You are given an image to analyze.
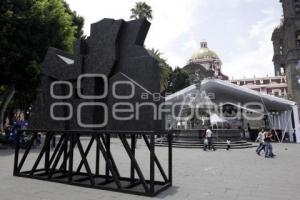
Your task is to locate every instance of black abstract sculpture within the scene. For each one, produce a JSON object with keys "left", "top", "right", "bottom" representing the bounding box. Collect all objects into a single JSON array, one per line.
[
  {"left": 13, "top": 18, "right": 172, "bottom": 196},
  {"left": 29, "top": 18, "right": 163, "bottom": 131}
]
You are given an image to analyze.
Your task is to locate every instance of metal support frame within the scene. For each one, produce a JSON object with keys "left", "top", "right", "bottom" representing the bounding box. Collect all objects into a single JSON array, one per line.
[{"left": 13, "top": 130, "right": 172, "bottom": 197}]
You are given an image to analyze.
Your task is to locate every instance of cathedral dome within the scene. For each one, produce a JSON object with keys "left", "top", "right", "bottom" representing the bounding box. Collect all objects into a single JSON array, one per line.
[{"left": 189, "top": 41, "right": 222, "bottom": 65}]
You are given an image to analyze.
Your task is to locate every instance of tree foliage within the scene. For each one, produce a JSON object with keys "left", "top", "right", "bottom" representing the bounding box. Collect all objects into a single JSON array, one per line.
[
  {"left": 132, "top": 3, "right": 190, "bottom": 95},
  {"left": 148, "top": 48, "right": 191, "bottom": 95},
  {"left": 0, "top": 0, "right": 84, "bottom": 127},
  {"left": 166, "top": 67, "right": 191, "bottom": 94},
  {"left": 130, "top": 1, "right": 153, "bottom": 20},
  {"left": 183, "top": 63, "right": 214, "bottom": 84},
  {"left": 148, "top": 48, "right": 172, "bottom": 94}
]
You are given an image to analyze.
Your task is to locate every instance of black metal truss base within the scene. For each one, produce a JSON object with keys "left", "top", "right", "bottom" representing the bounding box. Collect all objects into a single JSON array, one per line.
[{"left": 14, "top": 130, "right": 173, "bottom": 197}]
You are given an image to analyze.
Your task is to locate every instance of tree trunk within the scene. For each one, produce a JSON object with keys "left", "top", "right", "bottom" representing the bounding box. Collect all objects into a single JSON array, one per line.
[{"left": 0, "top": 85, "right": 15, "bottom": 132}]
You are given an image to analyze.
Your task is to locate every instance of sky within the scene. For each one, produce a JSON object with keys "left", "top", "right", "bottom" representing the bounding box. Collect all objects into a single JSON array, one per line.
[{"left": 65, "top": 0, "right": 283, "bottom": 79}]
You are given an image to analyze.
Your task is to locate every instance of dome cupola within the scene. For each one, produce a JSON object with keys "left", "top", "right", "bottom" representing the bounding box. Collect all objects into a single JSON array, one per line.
[{"left": 188, "top": 41, "right": 222, "bottom": 67}]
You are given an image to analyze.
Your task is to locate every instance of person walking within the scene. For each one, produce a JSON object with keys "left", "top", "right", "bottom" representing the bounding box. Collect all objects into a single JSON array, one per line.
[
  {"left": 264, "top": 130, "right": 275, "bottom": 158},
  {"left": 255, "top": 128, "right": 265, "bottom": 155}
]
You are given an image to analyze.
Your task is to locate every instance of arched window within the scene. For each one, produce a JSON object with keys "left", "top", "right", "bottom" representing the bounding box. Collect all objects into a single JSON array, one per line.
[
  {"left": 296, "top": 0, "right": 300, "bottom": 14},
  {"left": 280, "top": 65, "right": 285, "bottom": 75},
  {"left": 296, "top": 5, "right": 300, "bottom": 13},
  {"left": 296, "top": 31, "right": 300, "bottom": 47}
]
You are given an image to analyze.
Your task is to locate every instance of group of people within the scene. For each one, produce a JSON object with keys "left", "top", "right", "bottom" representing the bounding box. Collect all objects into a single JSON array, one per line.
[
  {"left": 255, "top": 128, "right": 276, "bottom": 158},
  {"left": 203, "top": 127, "right": 231, "bottom": 151},
  {"left": 203, "top": 127, "right": 276, "bottom": 155},
  {"left": 2, "top": 116, "right": 41, "bottom": 147}
]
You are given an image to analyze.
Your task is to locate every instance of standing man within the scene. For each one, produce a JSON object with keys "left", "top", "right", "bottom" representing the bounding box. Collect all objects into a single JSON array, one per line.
[
  {"left": 255, "top": 128, "right": 265, "bottom": 155},
  {"left": 226, "top": 139, "right": 231, "bottom": 151},
  {"left": 206, "top": 126, "right": 216, "bottom": 151}
]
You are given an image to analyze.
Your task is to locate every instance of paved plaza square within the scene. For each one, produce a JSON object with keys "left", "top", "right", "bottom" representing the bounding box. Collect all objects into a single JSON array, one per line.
[
  {"left": 1, "top": 140, "right": 299, "bottom": 200},
  {"left": 1, "top": 1, "right": 300, "bottom": 200}
]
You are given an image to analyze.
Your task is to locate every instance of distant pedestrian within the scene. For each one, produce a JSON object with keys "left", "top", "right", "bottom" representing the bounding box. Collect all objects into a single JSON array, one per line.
[
  {"left": 12, "top": 116, "right": 25, "bottom": 146},
  {"left": 205, "top": 127, "right": 216, "bottom": 151},
  {"left": 36, "top": 132, "right": 41, "bottom": 146},
  {"left": 203, "top": 137, "right": 208, "bottom": 151},
  {"left": 226, "top": 139, "right": 231, "bottom": 150},
  {"left": 255, "top": 128, "right": 265, "bottom": 155},
  {"left": 4, "top": 123, "right": 11, "bottom": 141},
  {"left": 264, "top": 130, "right": 275, "bottom": 158}
]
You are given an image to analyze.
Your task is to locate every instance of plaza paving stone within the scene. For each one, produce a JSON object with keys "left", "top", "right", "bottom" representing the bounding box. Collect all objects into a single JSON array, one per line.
[{"left": 0, "top": 139, "right": 299, "bottom": 200}]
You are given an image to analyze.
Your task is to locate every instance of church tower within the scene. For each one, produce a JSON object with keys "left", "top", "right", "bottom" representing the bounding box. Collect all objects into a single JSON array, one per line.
[{"left": 272, "top": 0, "right": 300, "bottom": 113}]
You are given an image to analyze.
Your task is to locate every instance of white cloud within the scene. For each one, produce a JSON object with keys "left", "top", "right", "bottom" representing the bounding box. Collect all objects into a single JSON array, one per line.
[
  {"left": 65, "top": 0, "right": 282, "bottom": 79},
  {"left": 66, "top": 0, "right": 132, "bottom": 34},
  {"left": 144, "top": 0, "right": 201, "bottom": 67},
  {"left": 223, "top": 8, "right": 281, "bottom": 79},
  {"left": 65, "top": 0, "right": 200, "bottom": 67}
]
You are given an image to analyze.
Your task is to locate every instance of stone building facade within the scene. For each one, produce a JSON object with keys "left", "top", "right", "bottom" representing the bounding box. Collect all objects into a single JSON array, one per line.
[
  {"left": 272, "top": 0, "right": 300, "bottom": 112},
  {"left": 183, "top": 41, "right": 289, "bottom": 98},
  {"left": 230, "top": 75, "right": 288, "bottom": 98}
]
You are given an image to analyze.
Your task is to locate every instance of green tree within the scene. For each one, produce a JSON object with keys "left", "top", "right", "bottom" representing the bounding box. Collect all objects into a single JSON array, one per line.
[
  {"left": 148, "top": 48, "right": 172, "bottom": 94},
  {"left": 63, "top": 1, "right": 84, "bottom": 38},
  {"left": 148, "top": 48, "right": 191, "bottom": 95},
  {"left": 0, "top": 0, "right": 84, "bottom": 131},
  {"left": 130, "top": 1, "right": 153, "bottom": 21},
  {"left": 167, "top": 67, "right": 191, "bottom": 93}
]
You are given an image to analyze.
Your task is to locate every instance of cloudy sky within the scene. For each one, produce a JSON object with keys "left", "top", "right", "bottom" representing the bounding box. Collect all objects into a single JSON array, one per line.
[{"left": 65, "top": 0, "right": 283, "bottom": 79}]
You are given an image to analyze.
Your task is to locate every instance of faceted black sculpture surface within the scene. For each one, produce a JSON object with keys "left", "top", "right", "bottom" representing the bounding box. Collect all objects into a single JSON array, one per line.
[
  {"left": 30, "top": 18, "right": 163, "bottom": 131},
  {"left": 16, "top": 19, "right": 171, "bottom": 198}
]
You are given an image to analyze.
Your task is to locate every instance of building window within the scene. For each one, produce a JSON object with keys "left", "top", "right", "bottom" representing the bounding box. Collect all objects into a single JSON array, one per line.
[
  {"left": 296, "top": 0, "right": 300, "bottom": 12},
  {"left": 296, "top": 31, "right": 300, "bottom": 47},
  {"left": 278, "top": 38, "right": 283, "bottom": 54},
  {"left": 296, "top": 5, "right": 300, "bottom": 14},
  {"left": 280, "top": 44, "right": 283, "bottom": 53},
  {"left": 273, "top": 89, "right": 282, "bottom": 97},
  {"left": 280, "top": 66, "right": 285, "bottom": 75}
]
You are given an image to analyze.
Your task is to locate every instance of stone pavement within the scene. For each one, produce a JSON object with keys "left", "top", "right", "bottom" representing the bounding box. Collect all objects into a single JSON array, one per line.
[{"left": 0, "top": 140, "right": 299, "bottom": 200}]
